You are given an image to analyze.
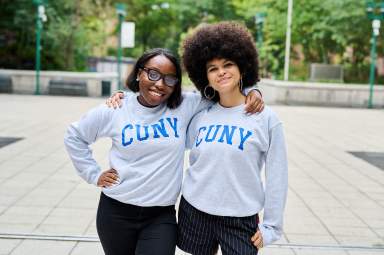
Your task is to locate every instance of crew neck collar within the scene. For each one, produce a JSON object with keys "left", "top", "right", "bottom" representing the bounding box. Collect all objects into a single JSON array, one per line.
[{"left": 133, "top": 96, "right": 166, "bottom": 113}]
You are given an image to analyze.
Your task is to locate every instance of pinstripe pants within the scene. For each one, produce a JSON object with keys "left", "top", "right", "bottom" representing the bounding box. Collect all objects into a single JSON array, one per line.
[{"left": 177, "top": 196, "right": 259, "bottom": 255}]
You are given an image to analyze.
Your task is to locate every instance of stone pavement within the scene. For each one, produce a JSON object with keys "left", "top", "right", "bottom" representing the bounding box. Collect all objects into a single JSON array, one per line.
[{"left": 0, "top": 94, "right": 383, "bottom": 255}]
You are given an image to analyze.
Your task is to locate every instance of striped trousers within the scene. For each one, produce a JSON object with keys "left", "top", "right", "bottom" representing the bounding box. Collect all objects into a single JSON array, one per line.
[{"left": 177, "top": 196, "right": 259, "bottom": 255}]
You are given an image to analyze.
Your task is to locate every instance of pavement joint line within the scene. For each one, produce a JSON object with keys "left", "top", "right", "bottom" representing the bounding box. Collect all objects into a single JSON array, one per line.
[
  {"left": 0, "top": 233, "right": 98, "bottom": 242},
  {"left": 80, "top": 209, "right": 98, "bottom": 236},
  {"left": 68, "top": 242, "right": 80, "bottom": 255},
  {"left": 301, "top": 128, "right": 384, "bottom": 188},
  {"left": 0, "top": 160, "right": 69, "bottom": 217},
  {"left": 269, "top": 243, "right": 384, "bottom": 251},
  {"left": 289, "top": 138, "right": 383, "bottom": 211},
  {"left": 286, "top": 185, "right": 340, "bottom": 244},
  {"left": 5, "top": 121, "right": 45, "bottom": 137},
  {"left": 293, "top": 141, "right": 384, "bottom": 240},
  {"left": 6, "top": 238, "right": 24, "bottom": 255},
  {"left": 0, "top": 125, "right": 65, "bottom": 166},
  {"left": 294, "top": 164, "right": 383, "bottom": 241},
  {"left": 339, "top": 151, "right": 384, "bottom": 187},
  {"left": 32, "top": 181, "right": 83, "bottom": 232},
  {"left": 0, "top": 233, "right": 383, "bottom": 251}
]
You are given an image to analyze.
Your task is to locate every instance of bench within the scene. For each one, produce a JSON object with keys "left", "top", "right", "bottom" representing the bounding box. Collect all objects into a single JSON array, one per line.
[
  {"left": 49, "top": 80, "right": 87, "bottom": 96},
  {"left": 310, "top": 63, "right": 343, "bottom": 82},
  {"left": 0, "top": 75, "right": 13, "bottom": 93}
]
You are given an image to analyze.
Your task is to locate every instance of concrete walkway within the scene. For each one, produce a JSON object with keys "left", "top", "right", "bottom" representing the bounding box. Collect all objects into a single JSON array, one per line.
[{"left": 0, "top": 94, "right": 383, "bottom": 255}]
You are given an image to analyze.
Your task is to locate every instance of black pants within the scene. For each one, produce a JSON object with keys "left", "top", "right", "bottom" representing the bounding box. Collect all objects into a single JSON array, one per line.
[
  {"left": 96, "top": 192, "right": 177, "bottom": 255},
  {"left": 177, "top": 196, "right": 259, "bottom": 255}
]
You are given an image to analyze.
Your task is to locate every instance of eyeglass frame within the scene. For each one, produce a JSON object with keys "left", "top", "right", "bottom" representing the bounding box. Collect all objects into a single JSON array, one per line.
[{"left": 140, "top": 67, "right": 179, "bottom": 87}]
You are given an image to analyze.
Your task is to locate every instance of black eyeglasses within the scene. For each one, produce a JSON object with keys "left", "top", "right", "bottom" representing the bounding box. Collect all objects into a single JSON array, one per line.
[{"left": 141, "top": 67, "right": 178, "bottom": 87}]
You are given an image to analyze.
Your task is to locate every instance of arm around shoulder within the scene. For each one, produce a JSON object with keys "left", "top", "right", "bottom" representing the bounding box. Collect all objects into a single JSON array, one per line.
[{"left": 183, "top": 91, "right": 213, "bottom": 115}]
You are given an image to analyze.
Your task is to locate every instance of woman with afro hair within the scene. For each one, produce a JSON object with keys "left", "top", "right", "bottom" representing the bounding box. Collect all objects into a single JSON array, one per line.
[{"left": 177, "top": 22, "right": 288, "bottom": 255}]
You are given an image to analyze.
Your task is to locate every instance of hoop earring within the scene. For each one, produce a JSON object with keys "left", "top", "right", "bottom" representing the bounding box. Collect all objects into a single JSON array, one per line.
[
  {"left": 239, "top": 77, "right": 243, "bottom": 92},
  {"left": 204, "top": 85, "right": 216, "bottom": 100},
  {"left": 135, "top": 77, "right": 140, "bottom": 90}
]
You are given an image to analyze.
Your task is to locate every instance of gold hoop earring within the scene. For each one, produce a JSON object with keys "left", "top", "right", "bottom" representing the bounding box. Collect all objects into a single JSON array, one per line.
[
  {"left": 239, "top": 77, "right": 243, "bottom": 92},
  {"left": 204, "top": 85, "right": 216, "bottom": 100}
]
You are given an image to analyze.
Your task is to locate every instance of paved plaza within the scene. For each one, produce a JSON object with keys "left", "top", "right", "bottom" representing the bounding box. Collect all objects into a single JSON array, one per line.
[{"left": 0, "top": 94, "right": 383, "bottom": 255}]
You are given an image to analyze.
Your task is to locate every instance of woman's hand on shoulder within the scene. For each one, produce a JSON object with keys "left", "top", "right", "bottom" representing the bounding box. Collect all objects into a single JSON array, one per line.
[
  {"left": 245, "top": 90, "right": 264, "bottom": 114},
  {"left": 106, "top": 91, "right": 125, "bottom": 109}
]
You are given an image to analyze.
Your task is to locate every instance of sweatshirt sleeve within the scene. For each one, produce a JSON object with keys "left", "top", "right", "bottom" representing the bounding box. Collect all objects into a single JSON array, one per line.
[
  {"left": 64, "top": 105, "right": 114, "bottom": 186},
  {"left": 183, "top": 91, "right": 213, "bottom": 115},
  {"left": 244, "top": 85, "right": 262, "bottom": 97},
  {"left": 258, "top": 122, "right": 288, "bottom": 246},
  {"left": 184, "top": 85, "right": 261, "bottom": 115}
]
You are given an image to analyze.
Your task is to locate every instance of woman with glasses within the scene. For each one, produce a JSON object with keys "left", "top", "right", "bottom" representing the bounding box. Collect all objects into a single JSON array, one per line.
[{"left": 64, "top": 48, "right": 264, "bottom": 255}]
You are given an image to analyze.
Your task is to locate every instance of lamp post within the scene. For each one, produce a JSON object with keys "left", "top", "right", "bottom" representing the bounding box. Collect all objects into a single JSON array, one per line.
[
  {"left": 366, "top": 1, "right": 384, "bottom": 108},
  {"left": 284, "top": 0, "right": 293, "bottom": 81},
  {"left": 116, "top": 3, "right": 126, "bottom": 90},
  {"left": 33, "top": 0, "right": 47, "bottom": 95},
  {"left": 255, "top": 12, "right": 266, "bottom": 47}
]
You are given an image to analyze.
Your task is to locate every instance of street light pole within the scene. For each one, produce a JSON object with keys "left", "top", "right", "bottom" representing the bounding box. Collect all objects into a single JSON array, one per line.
[
  {"left": 366, "top": 1, "right": 384, "bottom": 108},
  {"left": 284, "top": 0, "right": 293, "bottom": 81},
  {"left": 369, "top": 20, "right": 380, "bottom": 108},
  {"left": 116, "top": 3, "right": 126, "bottom": 90},
  {"left": 35, "top": 7, "right": 41, "bottom": 95},
  {"left": 33, "top": 0, "right": 47, "bottom": 95}
]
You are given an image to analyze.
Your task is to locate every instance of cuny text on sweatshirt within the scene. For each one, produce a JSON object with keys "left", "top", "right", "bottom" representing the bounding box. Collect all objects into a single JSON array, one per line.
[
  {"left": 182, "top": 104, "right": 288, "bottom": 246},
  {"left": 64, "top": 91, "right": 209, "bottom": 206}
]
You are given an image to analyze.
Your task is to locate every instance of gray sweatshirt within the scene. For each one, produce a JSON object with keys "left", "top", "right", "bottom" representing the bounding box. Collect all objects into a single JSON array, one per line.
[
  {"left": 64, "top": 91, "right": 209, "bottom": 206},
  {"left": 183, "top": 104, "right": 288, "bottom": 246}
]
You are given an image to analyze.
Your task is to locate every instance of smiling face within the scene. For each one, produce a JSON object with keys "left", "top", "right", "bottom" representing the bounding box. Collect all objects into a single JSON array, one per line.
[
  {"left": 137, "top": 55, "right": 176, "bottom": 107},
  {"left": 206, "top": 58, "right": 241, "bottom": 95}
]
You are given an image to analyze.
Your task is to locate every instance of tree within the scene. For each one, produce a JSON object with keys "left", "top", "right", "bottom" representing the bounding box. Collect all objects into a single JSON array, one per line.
[
  {"left": 0, "top": 0, "right": 113, "bottom": 70},
  {"left": 0, "top": 0, "right": 378, "bottom": 83},
  {"left": 232, "top": 0, "right": 374, "bottom": 81},
  {"left": 0, "top": 0, "right": 36, "bottom": 68},
  {"left": 43, "top": 0, "right": 113, "bottom": 70}
]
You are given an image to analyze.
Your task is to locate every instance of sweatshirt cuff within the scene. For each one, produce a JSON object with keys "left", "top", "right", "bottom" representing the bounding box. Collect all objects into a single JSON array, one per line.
[
  {"left": 258, "top": 224, "right": 275, "bottom": 246},
  {"left": 92, "top": 169, "right": 103, "bottom": 186},
  {"left": 243, "top": 85, "right": 262, "bottom": 98}
]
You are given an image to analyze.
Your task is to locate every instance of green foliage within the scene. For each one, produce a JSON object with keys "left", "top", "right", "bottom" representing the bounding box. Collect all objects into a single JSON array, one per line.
[
  {"left": 0, "top": 0, "right": 35, "bottom": 68},
  {"left": 0, "top": 0, "right": 381, "bottom": 84},
  {"left": 42, "top": 0, "right": 113, "bottom": 70},
  {"left": 238, "top": 0, "right": 376, "bottom": 83},
  {"left": 0, "top": 0, "right": 113, "bottom": 70}
]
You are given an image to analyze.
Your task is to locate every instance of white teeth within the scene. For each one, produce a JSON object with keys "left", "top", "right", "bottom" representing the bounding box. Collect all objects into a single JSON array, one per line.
[{"left": 149, "top": 91, "right": 162, "bottom": 97}]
